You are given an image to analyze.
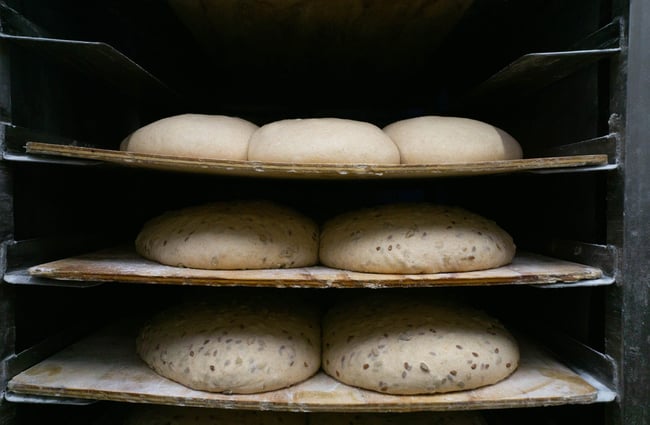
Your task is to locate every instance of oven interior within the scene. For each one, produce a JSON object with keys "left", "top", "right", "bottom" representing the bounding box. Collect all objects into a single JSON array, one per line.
[{"left": 0, "top": 1, "right": 628, "bottom": 424}]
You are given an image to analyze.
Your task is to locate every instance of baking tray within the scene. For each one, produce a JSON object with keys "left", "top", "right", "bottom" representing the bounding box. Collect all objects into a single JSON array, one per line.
[
  {"left": 7, "top": 322, "right": 599, "bottom": 412},
  {"left": 27, "top": 247, "right": 603, "bottom": 288},
  {"left": 24, "top": 142, "right": 609, "bottom": 179}
]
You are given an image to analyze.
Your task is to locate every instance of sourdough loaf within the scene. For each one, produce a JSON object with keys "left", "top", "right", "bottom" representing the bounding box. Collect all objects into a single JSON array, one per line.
[
  {"left": 383, "top": 116, "right": 522, "bottom": 164},
  {"left": 136, "top": 200, "right": 319, "bottom": 270},
  {"left": 121, "top": 114, "right": 257, "bottom": 160},
  {"left": 322, "top": 294, "right": 519, "bottom": 395},
  {"left": 248, "top": 118, "right": 400, "bottom": 164},
  {"left": 136, "top": 297, "right": 321, "bottom": 394},
  {"left": 319, "top": 203, "right": 515, "bottom": 274}
]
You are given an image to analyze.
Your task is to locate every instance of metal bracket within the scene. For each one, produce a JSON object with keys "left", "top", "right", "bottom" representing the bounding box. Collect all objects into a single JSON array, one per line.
[
  {"left": 2, "top": 237, "right": 120, "bottom": 287},
  {"left": 531, "top": 329, "right": 619, "bottom": 403},
  {"left": 459, "top": 20, "right": 623, "bottom": 109},
  {"left": 0, "top": 32, "right": 179, "bottom": 105},
  {"left": 0, "top": 123, "right": 100, "bottom": 165},
  {"left": 4, "top": 392, "right": 96, "bottom": 406}
]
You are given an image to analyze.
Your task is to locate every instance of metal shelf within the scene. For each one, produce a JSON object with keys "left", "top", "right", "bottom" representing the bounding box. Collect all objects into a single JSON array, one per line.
[
  {"left": 0, "top": 33, "right": 179, "bottom": 105},
  {"left": 457, "top": 20, "right": 622, "bottom": 109},
  {"left": 1, "top": 124, "right": 100, "bottom": 165},
  {"left": 5, "top": 322, "right": 614, "bottom": 411}
]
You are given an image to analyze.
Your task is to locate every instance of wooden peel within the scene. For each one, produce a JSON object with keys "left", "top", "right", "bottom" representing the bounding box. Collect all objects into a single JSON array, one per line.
[
  {"left": 28, "top": 246, "right": 602, "bottom": 288},
  {"left": 25, "top": 142, "right": 609, "bottom": 179}
]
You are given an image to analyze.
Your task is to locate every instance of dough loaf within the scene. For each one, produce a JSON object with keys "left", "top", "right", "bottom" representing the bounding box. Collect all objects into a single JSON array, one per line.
[
  {"left": 121, "top": 114, "right": 257, "bottom": 160},
  {"left": 124, "top": 405, "right": 307, "bottom": 425},
  {"left": 248, "top": 118, "right": 400, "bottom": 164},
  {"left": 319, "top": 203, "right": 515, "bottom": 274},
  {"left": 136, "top": 297, "right": 321, "bottom": 394},
  {"left": 383, "top": 116, "right": 522, "bottom": 164},
  {"left": 322, "top": 294, "right": 519, "bottom": 395},
  {"left": 136, "top": 200, "right": 319, "bottom": 270}
]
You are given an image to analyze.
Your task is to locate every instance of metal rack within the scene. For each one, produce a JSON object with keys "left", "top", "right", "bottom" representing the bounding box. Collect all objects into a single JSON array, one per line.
[{"left": 0, "top": 0, "right": 648, "bottom": 424}]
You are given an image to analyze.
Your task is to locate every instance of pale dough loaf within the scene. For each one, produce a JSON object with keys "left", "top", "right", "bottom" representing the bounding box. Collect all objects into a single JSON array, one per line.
[
  {"left": 120, "top": 114, "right": 258, "bottom": 160},
  {"left": 136, "top": 298, "right": 321, "bottom": 394},
  {"left": 322, "top": 294, "right": 519, "bottom": 395},
  {"left": 319, "top": 203, "right": 515, "bottom": 274},
  {"left": 135, "top": 200, "right": 319, "bottom": 270},
  {"left": 124, "top": 405, "right": 307, "bottom": 425},
  {"left": 383, "top": 116, "right": 523, "bottom": 164},
  {"left": 247, "top": 118, "right": 401, "bottom": 164},
  {"left": 310, "top": 411, "right": 486, "bottom": 425}
]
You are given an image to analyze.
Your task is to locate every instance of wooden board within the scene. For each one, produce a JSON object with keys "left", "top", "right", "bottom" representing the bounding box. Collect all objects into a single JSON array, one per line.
[
  {"left": 25, "top": 142, "right": 609, "bottom": 179},
  {"left": 28, "top": 247, "right": 603, "bottom": 288},
  {"left": 7, "top": 323, "right": 598, "bottom": 412}
]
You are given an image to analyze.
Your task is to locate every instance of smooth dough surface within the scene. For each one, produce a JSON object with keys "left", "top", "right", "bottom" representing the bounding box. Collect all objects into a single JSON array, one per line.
[
  {"left": 310, "top": 411, "right": 486, "bottom": 425},
  {"left": 121, "top": 114, "right": 258, "bottom": 160},
  {"left": 319, "top": 203, "right": 515, "bottom": 274},
  {"left": 248, "top": 118, "right": 400, "bottom": 164},
  {"left": 383, "top": 116, "right": 522, "bottom": 164},
  {"left": 322, "top": 294, "right": 519, "bottom": 395},
  {"left": 136, "top": 297, "right": 321, "bottom": 394},
  {"left": 124, "top": 405, "right": 307, "bottom": 425},
  {"left": 136, "top": 200, "right": 319, "bottom": 270}
]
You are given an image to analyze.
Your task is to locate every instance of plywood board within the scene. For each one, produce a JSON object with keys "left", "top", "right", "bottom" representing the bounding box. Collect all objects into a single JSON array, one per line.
[
  {"left": 28, "top": 247, "right": 603, "bottom": 288},
  {"left": 8, "top": 323, "right": 598, "bottom": 412},
  {"left": 25, "top": 142, "right": 609, "bottom": 179}
]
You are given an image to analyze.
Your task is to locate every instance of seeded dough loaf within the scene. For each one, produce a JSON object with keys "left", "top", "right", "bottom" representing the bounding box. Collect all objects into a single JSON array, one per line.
[
  {"left": 383, "top": 116, "right": 522, "bottom": 164},
  {"left": 248, "top": 118, "right": 400, "bottom": 164},
  {"left": 322, "top": 294, "right": 519, "bottom": 395},
  {"left": 120, "top": 114, "right": 258, "bottom": 160},
  {"left": 319, "top": 203, "right": 515, "bottom": 274},
  {"left": 310, "top": 411, "right": 486, "bottom": 425},
  {"left": 135, "top": 200, "right": 319, "bottom": 270},
  {"left": 136, "top": 297, "right": 321, "bottom": 394},
  {"left": 124, "top": 405, "right": 307, "bottom": 425}
]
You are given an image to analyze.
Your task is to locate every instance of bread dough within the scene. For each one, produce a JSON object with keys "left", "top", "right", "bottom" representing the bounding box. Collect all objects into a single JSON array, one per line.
[
  {"left": 136, "top": 200, "right": 319, "bottom": 270},
  {"left": 248, "top": 118, "right": 400, "bottom": 164},
  {"left": 319, "top": 203, "right": 515, "bottom": 274},
  {"left": 136, "top": 297, "right": 321, "bottom": 394},
  {"left": 310, "top": 411, "right": 486, "bottom": 425},
  {"left": 322, "top": 294, "right": 519, "bottom": 395},
  {"left": 124, "top": 405, "right": 307, "bottom": 425},
  {"left": 121, "top": 114, "right": 258, "bottom": 160},
  {"left": 383, "top": 116, "right": 522, "bottom": 164}
]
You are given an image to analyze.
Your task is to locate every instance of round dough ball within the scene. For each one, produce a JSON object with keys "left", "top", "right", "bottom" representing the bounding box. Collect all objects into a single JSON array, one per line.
[
  {"left": 136, "top": 200, "right": 319, "bottom": 270},
  {"left": 319, "top": 203, "right": 515, "bottom": 274},
  {"left": 322, "top": 294, "right": 519, "bottom": 395},
  {"left": 247, "top": 118, "right": 400, "bottom": 164},
  {"left": 124, "top": 405, "right": 307, "bottom": 425},
  {"left": 136, "top": 297, "right": 321, "bottom": 394},
  {"left": 120, "top": 114, "right": 258, "bottom": 160},
  {"left": 383, "top": 116, "right": 522, "bottom": 164},
  {"left": 310, "top": 411, "right": 486, "bottom": 425}
]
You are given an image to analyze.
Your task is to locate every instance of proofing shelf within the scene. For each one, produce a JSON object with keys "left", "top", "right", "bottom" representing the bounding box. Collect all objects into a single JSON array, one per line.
[
  {"left": 25, "top": 246, "right": 605, "bottom": 288},
  {"left": 24, "top": 142, "right": 609, "bottom": 179},
  {"left": 6, "top": 322, "right": 603, "bottom": 412}
]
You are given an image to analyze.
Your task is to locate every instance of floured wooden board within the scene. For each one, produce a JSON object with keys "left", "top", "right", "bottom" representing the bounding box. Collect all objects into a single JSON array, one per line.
[
  {"left": 7, "top": 323, "right": 598, "bottom": 411},
  {"left": 28, "top": 247, "right": 603, "bottom": 288},
  {"left": 25, "top": 142, "right": 609, "bottom": 179}
]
